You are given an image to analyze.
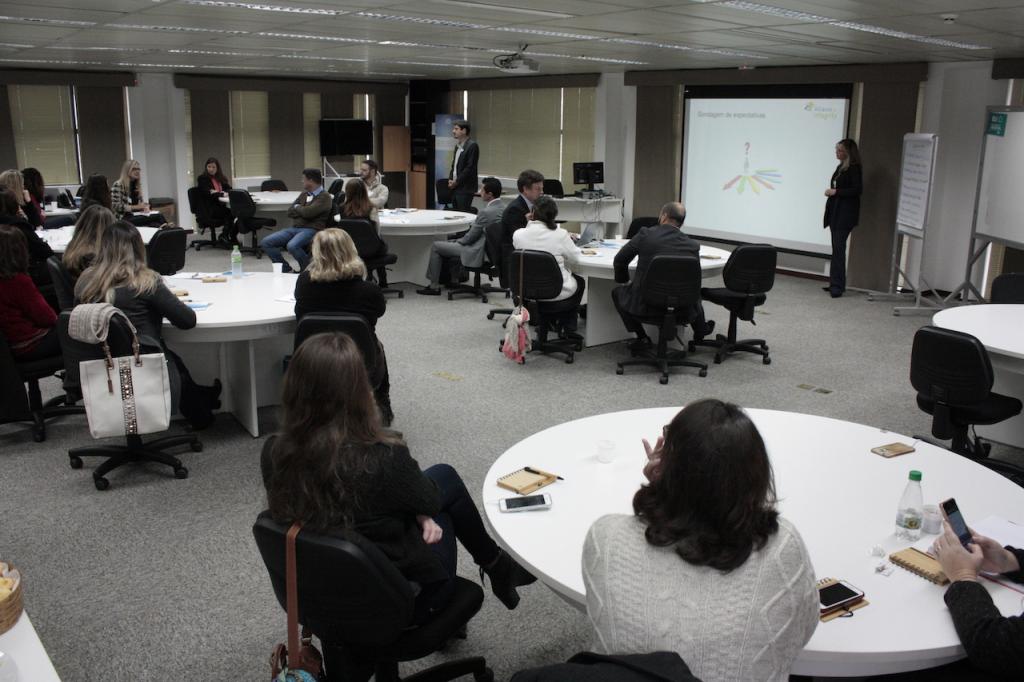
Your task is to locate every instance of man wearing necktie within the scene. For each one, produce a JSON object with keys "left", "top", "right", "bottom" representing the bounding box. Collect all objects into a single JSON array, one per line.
[{"left": 448, "top": 120, "right": 479, "bottom": 213}]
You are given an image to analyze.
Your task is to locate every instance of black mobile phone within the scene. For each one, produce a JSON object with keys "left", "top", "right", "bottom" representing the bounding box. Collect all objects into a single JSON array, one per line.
[
  {"left": 941, "top": 498, "right": 973, "bottom": 548},
  {"left": 819, "top": 581, "right": 863, "bottom": 613}
]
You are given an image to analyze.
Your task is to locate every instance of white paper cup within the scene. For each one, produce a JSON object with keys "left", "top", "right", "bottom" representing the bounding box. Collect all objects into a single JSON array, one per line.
[
  {"left": 596, "top": 439, "right": 616, "bottom": 464},
  {"left": 271, "top": 263, "right": 283, "bottom": 275},
  {"left": 922, "top": 505, "right": 942, "bottom": 534}
]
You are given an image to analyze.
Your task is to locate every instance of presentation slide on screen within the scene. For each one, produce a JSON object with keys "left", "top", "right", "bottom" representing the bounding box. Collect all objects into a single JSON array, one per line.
[{"left": 682, "top": 97, "right": 849, "bottom": 254}]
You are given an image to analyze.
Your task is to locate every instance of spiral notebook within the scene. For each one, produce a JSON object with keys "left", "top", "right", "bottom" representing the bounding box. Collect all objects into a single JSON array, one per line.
[
  {"left": 496, "top": 468, "right": 558, "bottom": 495},
  {"left": 889, "top": 547, "right": 949, "bottom": 585}
]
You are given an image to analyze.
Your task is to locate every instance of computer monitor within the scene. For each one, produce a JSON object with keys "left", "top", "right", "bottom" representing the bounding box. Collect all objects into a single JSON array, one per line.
[{"left": 573, "top": 161, "right": 604, "bottom": 190}]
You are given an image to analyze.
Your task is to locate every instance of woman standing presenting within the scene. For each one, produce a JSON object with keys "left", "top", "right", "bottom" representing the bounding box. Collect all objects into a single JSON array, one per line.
[{"left": 823, "top": 138, "right": 862, "bottom": 298}]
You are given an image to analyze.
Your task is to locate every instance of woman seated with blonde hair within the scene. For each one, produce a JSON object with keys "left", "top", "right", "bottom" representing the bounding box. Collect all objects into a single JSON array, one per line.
[
  {"left": 62, "top": 205, "right": 116, "bottom": 282},
  {"left": 295, "top": 228, "right": 392, "bottom": 424}
]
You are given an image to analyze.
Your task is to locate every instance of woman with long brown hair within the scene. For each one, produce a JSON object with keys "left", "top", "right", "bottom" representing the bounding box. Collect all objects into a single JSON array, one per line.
[
  {"left": 0, "top": 168, "right": 40, "bottom": 227},
  {"left": 0, "top": 224, "right": 58, "bottom": 360},
  {"left": 340, "top": 178, "right": 386, "bottom": 258},
  {"left": 197, "top": 157, "right": 234, "bottom": 245},
  {"left": 262, "top": 332, "right": 536, "bottom": 623},
  {"left": 583, "top": 399, "right": 818, "bottom": 681},
  {"left": 80, "top": 174, "right": 112, "bottom": 212},
  {"left": 0, "top": 187, "right": 52, "bottom": 289},
  {"left": 63, "top": 205, "right": 116, "bottom": 281},
  {"left": 75, "top": 221, "right": 222, "bottom": 429},
  {"left": 823, "top": 138, "right": 862, "bottom": 298}
]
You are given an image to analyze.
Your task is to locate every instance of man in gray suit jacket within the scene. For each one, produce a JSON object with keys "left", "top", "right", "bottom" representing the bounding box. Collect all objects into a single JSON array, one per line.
[{"left": 418, "top": 177, "right": 503, "bottom": 295}]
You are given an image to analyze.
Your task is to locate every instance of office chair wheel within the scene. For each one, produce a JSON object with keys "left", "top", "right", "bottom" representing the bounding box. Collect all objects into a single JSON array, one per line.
[
  {"left": 762, "top": 344, "right": 769, "bottom": 350},
  {"left": 474, "top": 668, "right": 494, "bottom": 682},
  {"left": 699, "top": 368, "right": 708, "bottom": 377},
  {"left": 93, "top": 476, "right": 110, "bottom": 491},
  {"left": 660, "top": 375, "right": 669, "bottom": 385},
  {"left": 69, "top": 455, "right": 83, "bottom": 469},
  {"left": 32, "top": 425, "right": 45, "bottom": 442},
  {"left": 714, "top": 354, "right": 723, "bottom": 364},
  {"left": 174, "top": 466, "right": 189, "bottom": 480},
  {"left": 616, "top": 365, "right": 624, "bottom": 375},
  {"left": 448, "top": 292, "right": 454, "bottom": 300},
  {"left": 190, "top": 441, "right": 203, "bottom": 452},
  {"left": 565, "top": 353, "right": 574, "bottom": 364},
  {"left": 487, "top": 311, "right": 495, "bottom": 320},
  {"left": 763, "top": 356, "right": 771, "bottom": 365}
]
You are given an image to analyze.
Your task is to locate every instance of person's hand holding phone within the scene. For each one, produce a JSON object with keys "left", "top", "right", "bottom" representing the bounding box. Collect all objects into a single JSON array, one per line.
[
  {"left": 641, "top": 434, "right": 663, "bottom": 482},
  {"left": 933, "top": 521, "right": 984, "bottom": 582},
  {"left": 417, "top": 515, "right": 443, "bottom": 544},
  {"left": 968, "top": 531, "right": 1022, "bottom": 575}
]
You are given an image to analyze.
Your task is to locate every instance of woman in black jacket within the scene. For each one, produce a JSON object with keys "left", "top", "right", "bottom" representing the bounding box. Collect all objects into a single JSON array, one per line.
[
  {"left": 294, "top": 228, "right": 393, "bottom": 423},
  {"left": 261, "top": 332, "right": 535, "bottom": 626},
  {"left": 823, "top": 138, "right": 862, "bottom": 298},
  {"left": 197, "top": 157, "right": 234, "bottom": 245}
]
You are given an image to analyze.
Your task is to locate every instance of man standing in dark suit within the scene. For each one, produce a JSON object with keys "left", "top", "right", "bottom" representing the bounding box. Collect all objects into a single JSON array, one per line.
[
  {"left": 612, "top": 202, "right": 714, "bottom": 350},
  {"left": 448, "top": 120, "right": 479, "bottom": 212}
]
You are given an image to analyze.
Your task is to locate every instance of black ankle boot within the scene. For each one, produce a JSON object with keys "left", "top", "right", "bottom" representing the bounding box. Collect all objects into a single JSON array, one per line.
[{"left": 479, "top": 549, "right": 537, "bottom": 610}]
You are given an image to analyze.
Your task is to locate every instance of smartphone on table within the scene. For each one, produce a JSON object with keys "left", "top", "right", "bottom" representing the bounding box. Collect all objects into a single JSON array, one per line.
[
  {"left": 940, "top": 498, "right": 973, "bottom": 548},
  {"left": 818, "top": 580, "right": 864, "bottom": 614},
  {"left": 498, "top": 494, "right": 551, "bottom": 513}
]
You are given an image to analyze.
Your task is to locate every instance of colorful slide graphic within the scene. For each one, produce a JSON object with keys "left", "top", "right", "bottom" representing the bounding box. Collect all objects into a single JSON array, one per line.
[{"left": 721, "top": 142, "right": 782, "bottom": 194}]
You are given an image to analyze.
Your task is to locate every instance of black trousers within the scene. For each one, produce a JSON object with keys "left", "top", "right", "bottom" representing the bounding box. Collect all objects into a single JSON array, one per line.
[
  {"left": 451, "top": 191, "right": 474, "bottom": 212},
  {"left": 828, "top": 224, "right": 853, "bottom": 293},
  {"left": 612, "top": 285, "right": 709, "bottom": 339},
  {"left": 412, "top": 464, "right": 501, "bottom": 624}
]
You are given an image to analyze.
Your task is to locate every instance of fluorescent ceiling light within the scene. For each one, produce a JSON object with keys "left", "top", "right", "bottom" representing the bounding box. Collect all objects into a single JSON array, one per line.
[
  {"left": 0, "top": 15, "right": 96, "bottom": 27},
  {"left": 185, "top": 1, "right": 342, "bottom": 15},
  {"left": 0, "top": 42, "right": 34, "bottom": 49},
  {"left": 720, "top": 1, "right": 990, "bottom": 50},
  {"left": 603, "top": 37, "right": 766, "bottom": 59},
  {"left": 355, "top": 12, "right": 487, "bottom": 30},
  {"left": 279, "top": 54, "right": 367, "bottom": 62},
  {"left": 168, "top": 48, "right": 271, "bottom": 57},
  {"left": 114, "top": 24, "right": 248, "bottom": 34},
  {"left": 426, "top": 0, "right": 573, "bottom": 20},
  {"left": 393, "top": 60, "right": 496, "bottom": 69},
  {"left": 524, "top": 51, "right": 646, "bottom": 65},
  {"left": 117, "top": 62, "right": 197, "bottom": 68},
  {"left": 0, "top": 58, "right": 104, "bottom": 65},
  {"left": 52, "top": 45, "right": 150, "bottom": 52},
  {"left": 491, "top": 27, "right": 599, "bottom": 40},
  {"left": 257, "top": 31, "right": 373, "bottom": 43}
]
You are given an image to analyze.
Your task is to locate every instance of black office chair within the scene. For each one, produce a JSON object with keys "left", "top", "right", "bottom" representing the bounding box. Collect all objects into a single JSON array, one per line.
[
  {"left": 448, "top": 223, "right": 505, "bottom": 303},
  {"left": 507, "top": 250, "right": 584, "bottom": 364},
  {"left": 228, "top": 189, "right": 275, "bottom": 258},
  {"left": 58, "top": 312, "right": 201, "bottom": 490},
  {"left": 616, "top": 255, "right": 707, "bottom": 384},
  {"left": 626, "top": 216, "right": 658, "bottom": 240},
  {"left": 146, "top": 227, "right": 187, "bottom": 276},
  {"left": 910, "top": 326, "right": 1023, "bottom": 462},
  {"left": 327, "top": 178, "right": 346, "bottom": 196},
  {"left": 253, "top": 512, "right": 492, "bottom": 682},
  {"left": 187, "top": 186, "right": 227, "bottom": 251},
  {"left": 46, "top": 256, "right": 75, "bottom": 311},
  {"left": 990, "top": 272, "right": 1024, "bottom": 303},
  {"left": 295, "top": 314, "right": 376, "bottom": 363},
  {"left": 435, "top": 179, "right": 454, "bottom": 209},
  {"left": 692, "top": 244, "right": 776, "bottom": 365},
  {"left": 262, "top": 179, "right": 288, "bottom": 192},
  {"left": 337, "top": 219, "right": 404, "bottom": 299},
  {"left": 0, "top": 329, "right": 82, "bottom": 442},
  {"left": 485, "top": 224, "right": 515, "bottom": 322},
  {"left": 542, "top": 179, "right": 565, "bottom": 199}
]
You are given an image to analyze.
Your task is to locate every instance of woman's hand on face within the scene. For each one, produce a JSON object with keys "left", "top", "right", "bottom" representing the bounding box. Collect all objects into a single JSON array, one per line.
[
  {"left": 417, "top": 515, "right": 443, "bottom": 544},
  {"left": 642, "top": 435, "right": 664, "bottom": 482}
]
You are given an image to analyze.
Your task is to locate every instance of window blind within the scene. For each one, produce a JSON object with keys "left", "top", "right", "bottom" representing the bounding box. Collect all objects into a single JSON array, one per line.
[
  {"left": 230, "top": 90, "right": 270, "bottom": 177},
  {"left": 184, "top": 90, "right": 194, "bottom": 183},
  {"left": 8, "top": 84, "right": 79, "bottom": 185},
  {"left": 302, "top": 92, "right": 321, "bottom": 169}
]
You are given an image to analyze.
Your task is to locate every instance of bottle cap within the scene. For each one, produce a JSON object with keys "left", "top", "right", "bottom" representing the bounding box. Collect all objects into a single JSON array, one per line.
[{"left": 909, "top": 470, "right": 922, "bottom": 481}]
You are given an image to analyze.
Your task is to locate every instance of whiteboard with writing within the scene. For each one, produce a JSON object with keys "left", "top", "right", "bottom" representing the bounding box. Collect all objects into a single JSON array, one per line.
[{"left": 896, "top": 133, "right": 937, "bottom": 232}]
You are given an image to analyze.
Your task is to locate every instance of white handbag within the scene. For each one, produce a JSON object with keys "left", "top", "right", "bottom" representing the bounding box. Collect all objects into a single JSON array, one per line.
[{"left": 79, "top": 320, "right": 171, "bottom": 439}]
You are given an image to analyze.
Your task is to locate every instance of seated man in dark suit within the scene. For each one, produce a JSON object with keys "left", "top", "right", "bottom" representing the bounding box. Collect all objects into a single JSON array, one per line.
[
  {"left": 612, "top": 201, "right": 714, "bottom": 350},
  {"left": 417, "top": 176, "right": 504, "bottom": 295},
  {"left": 501, "top": 169, "right": 545, "bottom": 247}
]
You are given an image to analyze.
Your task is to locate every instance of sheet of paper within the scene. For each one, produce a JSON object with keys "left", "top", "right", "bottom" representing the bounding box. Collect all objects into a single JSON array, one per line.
[{"left": 274, "top": 295, "right": 296, "bottom": 303}]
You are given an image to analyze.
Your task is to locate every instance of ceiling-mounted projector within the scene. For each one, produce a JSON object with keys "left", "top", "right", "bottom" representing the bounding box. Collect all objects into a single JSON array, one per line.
[{"left": 494, "top": 46, "right": 539, "bottom": 73}]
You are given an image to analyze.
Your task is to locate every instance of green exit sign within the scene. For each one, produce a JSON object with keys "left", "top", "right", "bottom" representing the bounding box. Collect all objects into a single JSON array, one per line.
[{"left": 988, "top": 112, "right": 1007, "bottom": 136}]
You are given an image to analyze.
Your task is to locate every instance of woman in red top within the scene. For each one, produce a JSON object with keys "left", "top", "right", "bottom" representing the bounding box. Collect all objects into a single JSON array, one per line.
[{"left": 0, "top": 224, "right": 58, "bottom": 360}]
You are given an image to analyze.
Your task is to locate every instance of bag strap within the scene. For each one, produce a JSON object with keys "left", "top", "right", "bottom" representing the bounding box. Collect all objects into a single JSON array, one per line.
[{"left": 285, "top": 521, "right": 302, "bottom": 659}]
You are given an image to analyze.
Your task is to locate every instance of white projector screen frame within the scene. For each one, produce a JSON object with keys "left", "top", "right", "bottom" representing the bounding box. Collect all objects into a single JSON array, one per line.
[{"left": 681, "top": 94, "right": 850, "bottom": 255}]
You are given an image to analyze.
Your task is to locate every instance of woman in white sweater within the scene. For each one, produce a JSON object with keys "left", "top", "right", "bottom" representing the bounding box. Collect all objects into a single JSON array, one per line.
[
  {"left": 512, "top": 195, "right": 580, "bottom": 301},
  {"left": 583, "top": 399, "right": 819, "bottom": 682}
]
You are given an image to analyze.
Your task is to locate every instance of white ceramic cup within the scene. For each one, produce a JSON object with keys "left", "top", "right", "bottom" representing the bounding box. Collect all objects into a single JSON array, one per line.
[
  {"left": 271, "top": 262, "right": 284, "bottom": 275},
  {"left": 596, "top": 439, "right": 616, "bottom": 464}
]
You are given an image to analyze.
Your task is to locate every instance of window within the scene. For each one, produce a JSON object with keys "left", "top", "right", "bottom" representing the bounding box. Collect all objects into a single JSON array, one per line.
[
  {"left": 8, "top": 84, "right": 80, "bottom": 184},
  {"left": 183, "top": 90, "right": 194, "bottom": 183},
  {"left": 302, "top": 92, "right": 321, "bottom": 169},
  {"left": 230, "top": 90, "right": 270, "bottom": 178},
  {"left": 461, "top": 87, "right": 595, "bottom": 190}
]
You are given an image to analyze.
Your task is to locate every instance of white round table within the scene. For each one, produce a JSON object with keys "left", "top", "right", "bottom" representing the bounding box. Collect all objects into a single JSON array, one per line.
[
  {"left": 575, "top": 240, "right": 731, "bottom": 347},
  {"left": 162, "top": 271, "right": 298, "bottom": 436},
  {"left": 377, "top": 209, "right": 475, "bottom": 285},
  {"left": 933, "top": 304, "right": 1024, "bottom": 448},
  {"left": 483, "top": 407, "right": 1024, "bottom": 677},
  {"left": 37, "top": 225, "right": 161, "bottom": 254}
]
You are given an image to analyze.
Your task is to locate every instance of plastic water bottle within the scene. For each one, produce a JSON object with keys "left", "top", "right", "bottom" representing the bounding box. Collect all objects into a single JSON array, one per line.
[
  {"left": 231, "top": 245, "right": 242, "bottom": 279},
  {"left": 895, "top": 470, "right": 924, "bottom": 541}
]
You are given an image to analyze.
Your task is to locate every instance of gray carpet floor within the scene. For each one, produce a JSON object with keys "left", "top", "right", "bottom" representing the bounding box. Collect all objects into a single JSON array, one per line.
[{"left": 1, "top": 243, "right": 1021, "bottom": 681}]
